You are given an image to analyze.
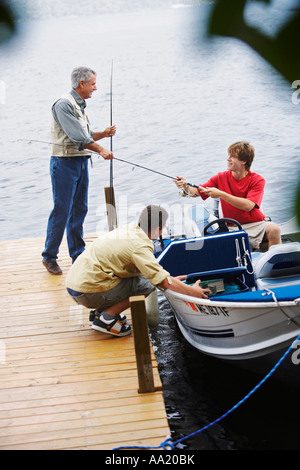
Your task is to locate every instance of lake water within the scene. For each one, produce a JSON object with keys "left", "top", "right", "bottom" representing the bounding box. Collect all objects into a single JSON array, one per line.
[
  {"left": 1, "top": 2, "right": 299, "bottom": 450},
  {"left": 150, "top": 294, "right": 300, "bottom": 450}
]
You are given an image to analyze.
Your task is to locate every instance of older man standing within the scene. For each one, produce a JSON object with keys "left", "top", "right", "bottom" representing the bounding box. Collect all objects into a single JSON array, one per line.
[{"left": 42, "top": 66, "right": 115, "bottom": 274}]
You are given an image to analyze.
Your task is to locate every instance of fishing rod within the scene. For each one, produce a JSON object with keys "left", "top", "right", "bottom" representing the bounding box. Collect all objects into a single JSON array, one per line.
[
  {"left": 109, "top": 60, "right": 114, "bottom": 188},
  {"left": 107, "top": 60, "right": 116, "bottom": 231},
  {"left": 15, "top": 139, "right": 178, "bottom": 179},
  {"left": 14, "top": 138, "right": 199, "bottom": 188},
  {"left": 106, "top": 154, "right": 200, "bottom": 190},
  {"left": 113, "top": 156, "right": 180, "bottom": 182}
]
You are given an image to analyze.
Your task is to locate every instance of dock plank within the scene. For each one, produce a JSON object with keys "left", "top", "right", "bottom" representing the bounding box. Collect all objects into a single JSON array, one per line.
[{"left": 0, "top": 235, "right": 170, "bottom": 450}]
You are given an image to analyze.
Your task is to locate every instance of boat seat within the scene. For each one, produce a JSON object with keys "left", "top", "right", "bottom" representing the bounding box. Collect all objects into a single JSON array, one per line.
[
  {"left": 186, "top": 267, "right": 247, "bottom": 283},
  {"left": 157, "top": 230, "right": 256, "bottom": 288},
  {"left": 254, "top": 242, "right": 300, "bottom": 279},
  {"left": 211, "top": 284, "right": 300, "bottom": 303},
  {"left": 256, "top": 275, "right": 300, "bottom": 290},
  {"left": 184, "top": 205, "right": 215, "bottom": 238}
]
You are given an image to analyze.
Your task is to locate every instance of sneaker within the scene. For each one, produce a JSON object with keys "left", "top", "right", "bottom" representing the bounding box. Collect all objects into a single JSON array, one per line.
[
  {"left": 89, "top": 310, "right": 99, "bottom": 326},
  {"left": 92, "top": 312, "right": 132, "bottom": 337},
  {"left": 89, "top": 309, "right": 127, "bottom": 326}
]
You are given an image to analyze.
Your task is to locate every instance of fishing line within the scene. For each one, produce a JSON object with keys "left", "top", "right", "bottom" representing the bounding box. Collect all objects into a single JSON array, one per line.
[
  {"left": 14, "top": 139, "right": 177, "bottom": 180},
  {"left": 14, "top": 138, "right": 198, "bottom": 187}
]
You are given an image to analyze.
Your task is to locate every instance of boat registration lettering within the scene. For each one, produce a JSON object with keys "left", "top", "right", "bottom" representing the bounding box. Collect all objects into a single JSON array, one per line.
[
  {"left": 197, "top": 304, "right": 229, "bottom": 317},
  {"left": 184, "top": 301, "right": 229, "bottom": 317},
  {"left": 291, "top": 340, "right": 300, "bottom": 365}
]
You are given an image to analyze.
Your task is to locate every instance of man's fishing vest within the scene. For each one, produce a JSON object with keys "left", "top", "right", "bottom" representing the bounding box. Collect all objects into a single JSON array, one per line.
[{"left": 50, "top": 93, "right": 92, "bottom": 157}]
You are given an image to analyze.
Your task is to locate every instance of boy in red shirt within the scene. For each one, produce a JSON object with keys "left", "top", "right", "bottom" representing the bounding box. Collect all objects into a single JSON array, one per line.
[{"left": 174, "top": 141, "right": 281, "bottom": 250}]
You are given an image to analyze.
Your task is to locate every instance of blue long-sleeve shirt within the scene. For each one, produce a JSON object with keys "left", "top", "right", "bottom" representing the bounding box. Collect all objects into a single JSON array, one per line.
[{"left": 52, "top": 88, "right": 94, "bottom": 151}]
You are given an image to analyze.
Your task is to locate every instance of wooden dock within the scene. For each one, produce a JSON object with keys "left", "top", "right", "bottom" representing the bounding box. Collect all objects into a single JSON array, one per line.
[{"left": 0, "top": 235, "right": 170, "bottom": 450}]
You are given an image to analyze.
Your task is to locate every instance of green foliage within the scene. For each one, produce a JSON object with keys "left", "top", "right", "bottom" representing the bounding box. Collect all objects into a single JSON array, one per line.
[
  {"left": 208, "top": 0, "right": 300, "bottom": 224},
  {"left": 208, "top": 0, "right": 300, "bottom": 83},
  {"left": 0, "top": 1, "right": 15, "bottom": 42}
]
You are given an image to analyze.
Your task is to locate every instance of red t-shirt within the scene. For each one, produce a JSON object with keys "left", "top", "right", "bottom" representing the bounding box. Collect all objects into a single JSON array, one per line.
[{"left": 198, "top": 171, "right": 266, "bottom": 224}]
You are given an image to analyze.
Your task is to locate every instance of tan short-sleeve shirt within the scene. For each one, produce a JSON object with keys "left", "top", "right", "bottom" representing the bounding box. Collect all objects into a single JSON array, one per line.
[{"left": 66, "top": 223, "right": 170, "bottom": 293}]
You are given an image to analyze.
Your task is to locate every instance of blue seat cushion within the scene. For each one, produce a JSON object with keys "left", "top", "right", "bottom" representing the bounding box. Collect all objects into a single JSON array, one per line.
[{"left": 211, "top": 284, "right": 300, "bottom": 302}]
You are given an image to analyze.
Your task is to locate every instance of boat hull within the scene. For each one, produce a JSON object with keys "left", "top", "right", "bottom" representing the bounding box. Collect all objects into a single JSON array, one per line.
[
  {"left": 163, "top": 289, "right": 300, "bottom": 358},
  {"left": 163, "top": 291, "right": 300, "bottom": 385},
  {"left": 157, "top": 224, "right": 300, "bottom": 386}
]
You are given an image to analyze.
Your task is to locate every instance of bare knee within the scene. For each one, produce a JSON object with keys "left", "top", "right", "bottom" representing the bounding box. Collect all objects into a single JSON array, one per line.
[{"left": 265, "top": 223, "right": 281, "bottom": 248}]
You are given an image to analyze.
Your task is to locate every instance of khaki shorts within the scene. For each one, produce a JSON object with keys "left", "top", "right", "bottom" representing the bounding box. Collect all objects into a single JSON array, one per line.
[
  {"left": 229, "top": 220, "right": 271, "bottom": 250},
  {"left": 67, "top": 275, "right": 155, "bottom": 310}
]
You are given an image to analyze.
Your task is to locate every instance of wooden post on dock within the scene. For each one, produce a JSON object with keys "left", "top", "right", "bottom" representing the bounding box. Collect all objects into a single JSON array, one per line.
[
  {"left": 104, "top": 186, "right": 117, "bottom": 231},
  {"left": 130, "top": 295, "right": 157, "bottom": 394}
]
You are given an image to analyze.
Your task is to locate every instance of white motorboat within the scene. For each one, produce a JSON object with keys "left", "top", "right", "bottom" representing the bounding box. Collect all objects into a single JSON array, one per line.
[{"left": 156, "top": 207, "right": 300, "bottom": 385}]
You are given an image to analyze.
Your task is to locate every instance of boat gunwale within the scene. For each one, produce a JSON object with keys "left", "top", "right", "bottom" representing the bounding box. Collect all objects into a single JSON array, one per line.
[{"left": 160, "top": 288, "right": 300, "bottom": 309}]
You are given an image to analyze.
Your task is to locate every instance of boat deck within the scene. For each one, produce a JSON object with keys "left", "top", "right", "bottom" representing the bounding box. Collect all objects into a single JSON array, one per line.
[{"left": 0, "top": 235, "right": 170, "bottom": 450}]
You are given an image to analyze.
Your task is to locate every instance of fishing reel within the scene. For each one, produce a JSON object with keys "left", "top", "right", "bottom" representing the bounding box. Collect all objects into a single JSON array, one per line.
[
  {"left": 179, "top": 183, "right": 199, "bottom": 198},
  {"left": 179, "top": 189, "right": 190, "bottom": 198}
]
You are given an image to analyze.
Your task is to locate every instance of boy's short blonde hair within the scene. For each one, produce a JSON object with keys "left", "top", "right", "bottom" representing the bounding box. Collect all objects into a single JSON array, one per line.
[{"left": 228, "top": 141, "right": 255, "bottom": 171}]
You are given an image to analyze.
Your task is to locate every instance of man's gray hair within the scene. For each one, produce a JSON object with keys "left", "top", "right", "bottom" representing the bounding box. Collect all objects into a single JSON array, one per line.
[{"left": 71, "top": 66, "right": 96, "bottom": 89}]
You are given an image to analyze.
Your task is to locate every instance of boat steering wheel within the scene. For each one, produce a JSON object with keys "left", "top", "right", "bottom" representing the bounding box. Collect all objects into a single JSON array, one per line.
[{"left": 203, "top": 218, "right": 243, "bottom": 235}]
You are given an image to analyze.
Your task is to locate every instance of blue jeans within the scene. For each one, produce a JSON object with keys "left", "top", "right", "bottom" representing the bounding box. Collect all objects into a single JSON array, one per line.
[{"left": 42, "top": 156, "right": 89, "bottom": 262}]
